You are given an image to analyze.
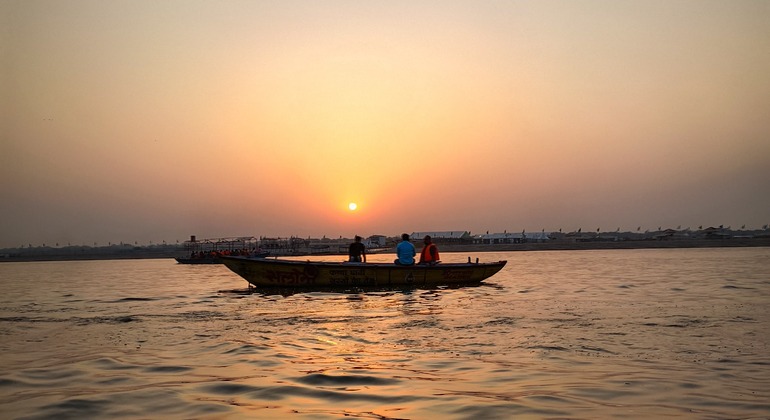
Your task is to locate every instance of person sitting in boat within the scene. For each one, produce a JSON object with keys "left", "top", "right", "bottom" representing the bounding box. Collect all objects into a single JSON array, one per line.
[
  {"left": 394, "top": 233, "right": 416, "bottom": 265},
  {"left": 418, "top": 235, "right": 440, "bottom": 265},
  {"left": 348, "top": 235, "right": 367, "bottom": 263}
]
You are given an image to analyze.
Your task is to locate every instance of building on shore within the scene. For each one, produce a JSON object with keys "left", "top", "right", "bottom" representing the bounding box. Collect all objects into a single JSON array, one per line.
[
  {"left": 476, "top": 231, "right": 552, "bottom": 244},
  {"left": 410, "top": 231, "right": 473, "bottom": 245}
]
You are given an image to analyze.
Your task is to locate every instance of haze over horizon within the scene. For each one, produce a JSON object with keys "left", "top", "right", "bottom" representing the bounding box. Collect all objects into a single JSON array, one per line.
[{"left": 2, "top": 1, "right": 769, "bottom": 249}]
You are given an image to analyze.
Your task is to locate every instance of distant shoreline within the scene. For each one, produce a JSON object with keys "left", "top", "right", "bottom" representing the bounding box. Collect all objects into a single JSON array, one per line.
[
  {"left": 429, "top": 237, "right": 770, "bottom": 253},
  {"left": 2, "top": 237, "right": 769, "bottom": 262}
]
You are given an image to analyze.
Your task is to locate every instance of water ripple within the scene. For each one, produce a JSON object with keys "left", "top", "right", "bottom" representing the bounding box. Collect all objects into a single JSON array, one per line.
[{"left": 1, "top": 250, "right": 768, "bottom": 419}]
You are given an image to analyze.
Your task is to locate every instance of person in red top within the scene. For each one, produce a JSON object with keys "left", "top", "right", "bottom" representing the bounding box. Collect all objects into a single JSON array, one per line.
[{"left": 418, "top": 235, "right": 440, "bottom": 265}]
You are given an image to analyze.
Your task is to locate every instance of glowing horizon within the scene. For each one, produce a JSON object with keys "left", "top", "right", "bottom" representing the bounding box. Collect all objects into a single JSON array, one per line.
[{"left": 1, "top": 1, "right": 769, "bottom": 249}]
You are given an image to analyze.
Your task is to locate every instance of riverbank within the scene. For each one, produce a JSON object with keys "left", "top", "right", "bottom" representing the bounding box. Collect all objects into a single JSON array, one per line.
[
  {"left": 429, "top": 237, "right": 770, "bottom": 253},
  {"left": 3, "top": 237, "right": 769, "bottom": 262}
]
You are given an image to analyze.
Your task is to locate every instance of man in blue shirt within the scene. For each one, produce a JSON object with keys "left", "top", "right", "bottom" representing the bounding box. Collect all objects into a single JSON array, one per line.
[{"left": 395, "top": 233, "right": 416, "bottom": 265}]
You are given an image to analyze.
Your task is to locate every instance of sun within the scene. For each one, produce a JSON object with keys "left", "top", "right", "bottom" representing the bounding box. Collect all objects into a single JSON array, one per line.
[{"left": 348, "top": 202, "right": 358, "bottom": 211}]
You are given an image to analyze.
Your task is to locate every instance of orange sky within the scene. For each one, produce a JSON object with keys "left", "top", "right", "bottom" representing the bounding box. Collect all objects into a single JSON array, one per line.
[{"left": 2, "top": 1, "right": 769, "bottom": 248}]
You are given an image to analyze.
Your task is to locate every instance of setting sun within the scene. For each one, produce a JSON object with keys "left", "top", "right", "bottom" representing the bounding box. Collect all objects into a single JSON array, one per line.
[{"left": 348, "top": 202, "right": 357, "bottom": 211}]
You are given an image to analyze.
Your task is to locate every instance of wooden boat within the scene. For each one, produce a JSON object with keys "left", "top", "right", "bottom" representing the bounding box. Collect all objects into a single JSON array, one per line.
[
  {"left": 175, "top": 251, "right": 269, "bottom": 265},
  {"left": 221, "top": 256, "right": 507, "bottom": 289},
  {"left": 175, "top": 256, "right": 221, "bottom": 265},
  {"left": 176, "top": 235, "right": 268, "bottom": 264}
]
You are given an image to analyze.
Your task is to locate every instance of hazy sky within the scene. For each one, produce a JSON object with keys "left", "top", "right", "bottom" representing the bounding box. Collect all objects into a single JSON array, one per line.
[{"left": 2, "top": 0, "right": 769, "bottom": 248}]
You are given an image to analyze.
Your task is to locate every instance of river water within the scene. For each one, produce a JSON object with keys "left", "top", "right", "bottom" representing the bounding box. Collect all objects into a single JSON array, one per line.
[{"left": 1, "top": 248, "right": 768, "bottom": 419}]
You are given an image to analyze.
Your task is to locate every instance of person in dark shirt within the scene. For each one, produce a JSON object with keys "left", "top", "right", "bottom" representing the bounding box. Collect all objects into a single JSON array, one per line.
[{"left": 348, "top": 235, "right": 367, "bottom": 263}]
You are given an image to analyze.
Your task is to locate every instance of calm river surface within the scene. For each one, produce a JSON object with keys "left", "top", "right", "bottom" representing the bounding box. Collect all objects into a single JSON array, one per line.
[{"left": 1, "top": 248, "right": 768, "bottom": 419}]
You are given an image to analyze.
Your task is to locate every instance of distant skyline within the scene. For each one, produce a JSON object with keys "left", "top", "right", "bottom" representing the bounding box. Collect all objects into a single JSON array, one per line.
[
  {"left": 3, "top": 224, "right": 770, "bottom": 251},
  {"left": 2, "top": 0, "right": 769, "bottom": 249}
]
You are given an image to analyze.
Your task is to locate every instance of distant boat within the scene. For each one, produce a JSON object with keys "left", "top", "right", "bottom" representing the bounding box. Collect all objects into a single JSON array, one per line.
[
  {"left": 175, "top": 256, "right": 221, "bottom": 265},
  {"left": 176, "top": 235, "right": 267, "bottom": 264},
  {"left": 176, "top": 251, "right": 268, "bottom": 265},
  {"left": 221, "top": 256, "right": 507, "bottom": 289}
]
